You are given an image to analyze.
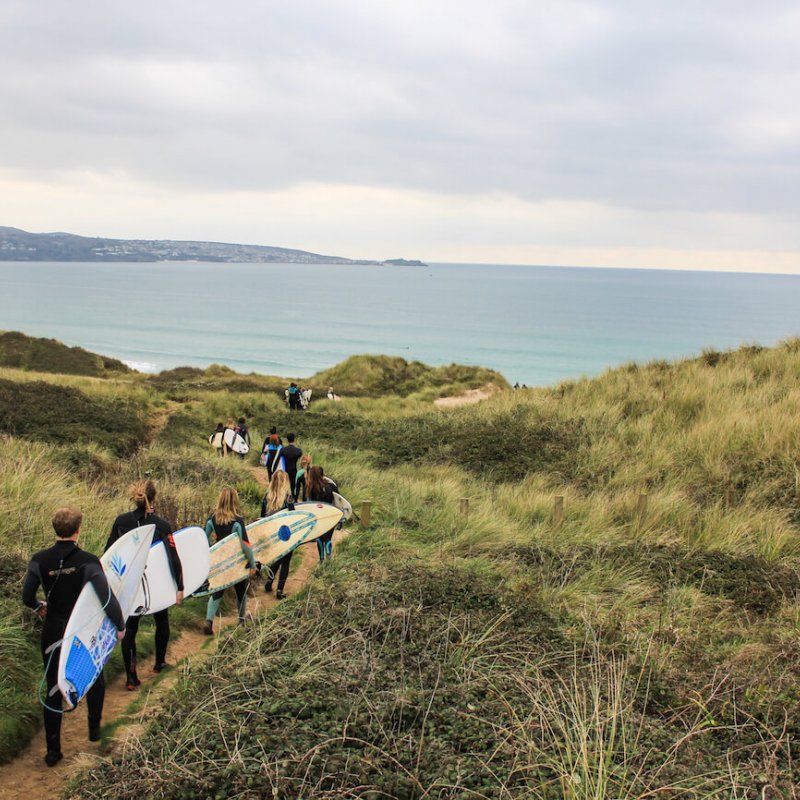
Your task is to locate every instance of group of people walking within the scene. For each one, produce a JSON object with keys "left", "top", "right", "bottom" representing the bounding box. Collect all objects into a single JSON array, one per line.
[{"left": 22, "top": 420, "right": 343, "bottom": 767}]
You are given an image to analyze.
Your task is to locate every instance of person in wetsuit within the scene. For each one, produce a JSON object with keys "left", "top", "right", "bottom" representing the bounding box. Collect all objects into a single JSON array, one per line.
[
  {"left": 261, "top": 428, "right": 283, "bottom": 479},
  {"left": 22, "top": 506, "right": 126, "bottom": 766},
  {"left": 106, "top": 480, "right": 183, "bottom": 688},
  {"left": 281, "top": 433, "right": 302, "bottom": 495},
  {"left": 203, "top": 487, "right": 257, "bottom": 634},
  {"left": 262, "top": 470, "right": 295, "bottom": 599},
  {"left": 294, "top": 453, "right": 312, "bottom": 501},
  {"left": 306, "top": 465, "right": 339, "bottom": 562},
  {"left": 234, "top": 417, "right": 250, "bottom": 460}
]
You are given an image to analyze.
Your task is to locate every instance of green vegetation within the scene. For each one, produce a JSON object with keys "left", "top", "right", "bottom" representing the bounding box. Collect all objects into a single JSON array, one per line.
[
  {"left": 2, "top": 336, "right": 800, "bottom": 796},
  {"left": 0, "top": 331, "right": 129, "bottom": 376},
  {"left": 312, "top": 353, "right": 508, "bottom": 397}
]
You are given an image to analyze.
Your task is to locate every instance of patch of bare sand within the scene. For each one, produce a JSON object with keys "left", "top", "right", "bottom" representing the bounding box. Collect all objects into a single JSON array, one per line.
[
  {"left": 434, "top": 384, "right": 500, "bottom": 408},
  {"left": 0, "top": 465, "right": 348, "bottom": 800}
]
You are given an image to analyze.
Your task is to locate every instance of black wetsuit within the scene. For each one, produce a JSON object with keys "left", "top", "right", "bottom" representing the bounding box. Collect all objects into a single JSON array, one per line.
[
  {"left": 264, "top": 497, "right": 295, "bottom": 594},
  {"left": 106, "top": 508, "right": 183, "bottom": 678},
  {"left": 281, "top": 443, "right": 303, "bottom": 495},
  {"left": 22, "top": 540, "right": 125, "bottom": 758},
  {"left": 309, "top": 479, "right": 338, "bottom": 561}
]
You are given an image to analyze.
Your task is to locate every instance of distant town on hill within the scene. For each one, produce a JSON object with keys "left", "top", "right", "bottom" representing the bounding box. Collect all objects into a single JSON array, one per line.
[{"left": 0, "top": 226, "right": 427, "bottom": 266}]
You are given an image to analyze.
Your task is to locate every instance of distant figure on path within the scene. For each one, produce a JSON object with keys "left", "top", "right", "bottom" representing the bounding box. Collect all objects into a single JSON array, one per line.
[
  {"left": 234, "top": 417, "right": 250, "bottom": 460},
  {"left": 286, "top": 382, "right": 300, "bottom": 411},
  {"left": 261, "top": 427, "right": 284, "bottom": 478},
  {"left": 203, "top": 487, "right": 256, "bottom": 634},
  {"left": 327, "top": 387, "right": 341, "bottom": 401},
  {"left": 209, "top": 422, "right": 226, "bottom": 456},
  {"left": 281, "top": 433, "right": 303, "bottom": 494},
  {"left": 262, "top": 471, "right": 295, "bottom": 599},
  {"left": 306, "top": 465, "right": 339, "bottom": 562},
  {"left": 22, "top": 506, "right": 126, "bottom": 766},
  {"left": 295, "top": 453, "right": 312, "bottom": 501}
]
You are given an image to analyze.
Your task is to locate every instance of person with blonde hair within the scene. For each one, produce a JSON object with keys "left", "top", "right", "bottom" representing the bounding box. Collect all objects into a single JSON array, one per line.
[
  {"left": 23, "top": 506, "right": 126, "bottom": 766},
  {"left": 262, "top": 470, "right": 295, "bottom": 599},
  {"left": 106, "top": 480, "right": 184, "bottom": 689},
  {"left": 294, "top": 453, "right": 312, "bottom": 501},
  {"left": 203, "top": 487, "right": 256, "bottom": 635}
]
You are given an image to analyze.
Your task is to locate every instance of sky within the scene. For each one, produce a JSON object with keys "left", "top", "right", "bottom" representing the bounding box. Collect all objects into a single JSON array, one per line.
[{"left": 1, "top": 1, "right": 799, "bottom": 273}]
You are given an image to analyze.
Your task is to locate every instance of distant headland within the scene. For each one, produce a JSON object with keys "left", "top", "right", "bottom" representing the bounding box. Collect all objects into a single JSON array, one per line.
[{"left": 0, "top": 226, "right": 425, "bottom": 266}]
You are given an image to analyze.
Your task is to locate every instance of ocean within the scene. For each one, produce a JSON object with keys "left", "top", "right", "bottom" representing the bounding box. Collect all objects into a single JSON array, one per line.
[{"left": 0, "top": 260, "right": 798, "bottom": 387}]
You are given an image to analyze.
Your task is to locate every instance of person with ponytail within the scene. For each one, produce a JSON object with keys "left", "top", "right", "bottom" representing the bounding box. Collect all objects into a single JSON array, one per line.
[
  {"left": 203, "top": 487, "right": 256, "bottom": 634},
  {"left": 106, "top": 480, "right": 184, "bottom": 689},
  {"left": 306, "top": 465, "right": 339, "bottom": 562},
  {"left": 262, "top": 470, "right": 295, "bottom": 599}
]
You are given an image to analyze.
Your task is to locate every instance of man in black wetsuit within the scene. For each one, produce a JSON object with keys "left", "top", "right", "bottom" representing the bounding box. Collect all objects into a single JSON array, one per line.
[
  {"left": 281, "top": 433, "right": 303, "bottom": 495},
  {"left": 22, "top": 506, "right": 126, "bottom": 767}
]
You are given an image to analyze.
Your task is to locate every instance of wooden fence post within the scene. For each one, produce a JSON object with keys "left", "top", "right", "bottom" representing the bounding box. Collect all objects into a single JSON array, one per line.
[
  {"left": 361, "top": 500, "right": 371, "bottom": 528},
  {"left": 459, "top": 497, "right": 470, "bottom": 517},
  {"left": 553, "top": 496, "right": 564, "bottom": 527}
]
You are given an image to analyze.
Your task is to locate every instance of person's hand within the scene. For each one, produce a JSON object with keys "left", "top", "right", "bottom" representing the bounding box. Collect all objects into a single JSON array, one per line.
[
  {"left": 249, "top": 567, "right": 258, "bottom": 579},
  {"left": 117, "top": 627, "right": 126, "bottom": 642},
  {"left": 176, "top": 591, "right": 184, "bottom": 605},
  {"left": 36, "top": 602, "right": 47, "bottom": 620}
]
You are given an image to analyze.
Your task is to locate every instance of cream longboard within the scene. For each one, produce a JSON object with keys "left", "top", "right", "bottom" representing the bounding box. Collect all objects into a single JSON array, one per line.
[
  {"left": 57, "top": 524, "right": 155, "bottom": 708},
  {"left": 131, "top": 526, "right": 210, "bottom": 615},
  {"left": 193, "top": 503, "right": 343, "bottom": 596}
]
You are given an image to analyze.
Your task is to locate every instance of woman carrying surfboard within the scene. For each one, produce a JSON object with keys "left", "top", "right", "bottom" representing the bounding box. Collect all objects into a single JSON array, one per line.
[
  {"left": 307, "top": 466, "right": 339, "bottom": 562},
  {"left": 262, "top": 470, "right": 295, "bottom": 599},
  {"left": 203, "top": 488, "right": 256, "bottom": 635},
  {"left": 261, "top": 427, "right": 284, "bottom": 478},
  {"left": 106, "top": 480, "right": 184, "bottom": 689}
]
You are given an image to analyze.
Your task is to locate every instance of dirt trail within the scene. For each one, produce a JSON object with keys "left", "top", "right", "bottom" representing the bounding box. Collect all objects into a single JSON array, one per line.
[
  {"left": 433, "top": 383, "right": 502, "bottom": 408},
  {"left": 0, "top": 464, "right": 347, "bottom": 800}
]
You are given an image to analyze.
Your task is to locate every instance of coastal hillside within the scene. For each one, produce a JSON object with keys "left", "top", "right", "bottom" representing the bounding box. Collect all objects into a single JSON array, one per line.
[
  {"left": 0, "top": 338, "right": 798, "bottom": 796},
  {"left": 0, "top": 226, "right": 423, "bottom": 265}
]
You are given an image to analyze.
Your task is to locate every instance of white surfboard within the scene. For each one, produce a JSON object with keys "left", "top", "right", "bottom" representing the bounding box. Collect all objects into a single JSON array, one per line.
[
  {"left": 223, "top": 428, "right": 249, "bottom": 454},
  {"left": 57, "top": 524, "right": 155, "bottom": 709},
  {"left": 131, "top": 526, "right": 210, "bottom": 616},
  {"left": 332, "top": 492, "right": 353, "bottom": 522},
  {"left": 193, "top": 504, "right": 343, "bottom": 597}
]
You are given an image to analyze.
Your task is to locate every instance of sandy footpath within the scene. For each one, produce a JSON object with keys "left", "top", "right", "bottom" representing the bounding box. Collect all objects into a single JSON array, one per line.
[{"left": 0, "top": 463, "right": 347, "bottom": 800}]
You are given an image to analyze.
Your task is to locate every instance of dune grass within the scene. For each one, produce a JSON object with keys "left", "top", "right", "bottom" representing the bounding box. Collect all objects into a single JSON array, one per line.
[{"left": 3, "top": 339, "right": 800, "bottom": 794}]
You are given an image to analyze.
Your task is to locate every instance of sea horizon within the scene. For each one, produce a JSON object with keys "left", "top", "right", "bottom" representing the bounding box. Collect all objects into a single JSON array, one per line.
[{"left": 1, "top": 260, "right": 799, "bottom": 387}]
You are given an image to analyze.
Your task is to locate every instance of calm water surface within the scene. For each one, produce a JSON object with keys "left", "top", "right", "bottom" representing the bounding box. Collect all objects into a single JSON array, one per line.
[{"left": 0, "top": 261, "right": 798, "bottom": 386}]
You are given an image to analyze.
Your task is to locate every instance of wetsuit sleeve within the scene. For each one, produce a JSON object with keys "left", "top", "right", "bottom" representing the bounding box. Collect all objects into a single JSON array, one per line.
[
  {"left": 286, "top": 495, "right": 295, "bottom": 511},
  {"left": 86, "top": 562, "right": 125, "bottom": 630},
  {"left": 260, "top": 496, "right": 267, "bottom": 517},
  {"left": 235, "top": 521, "right": 255, "bottom": 569},
  {"left": 204, "top": 518, "right": 216, "bottom": 546},
  {"left": 21, "top": 560, "right": 43, "bottom": 610},
  {"left": 162, "top": 530, "right": 185, "bottom": 592},
  {"left": 104, "top": 524, "right": 119, "bottom": 554}
]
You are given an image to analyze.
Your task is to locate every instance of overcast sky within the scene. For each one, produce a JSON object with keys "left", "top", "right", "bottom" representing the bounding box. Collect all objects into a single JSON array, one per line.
[{"left": 1, "top": 0, "right": 799, "bottom": 272}]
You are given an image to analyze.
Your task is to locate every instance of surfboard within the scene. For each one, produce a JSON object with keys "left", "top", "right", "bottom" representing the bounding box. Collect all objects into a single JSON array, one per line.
[
  {"left": 57, "top": 524, "right": 155, "bottom": 709},
  {"left": 332, "top": 492, "right": 353, "bottom": 522},
  {"left": 131, "top": 526, "right": 210, "bottom": 616},
  {"left": 223, "top": 428, "right": 249, "bottom": 454},
  {"left": 193, "top": 504, "right": 343, "bottom": 597}
]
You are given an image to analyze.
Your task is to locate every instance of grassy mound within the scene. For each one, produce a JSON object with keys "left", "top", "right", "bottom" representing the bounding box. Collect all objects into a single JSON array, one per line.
[
  {"left": 311, "top": 354, "right": 509, "bottom": 397},
  {"left": 0, "top": 331, "right": 130, "bottom": 376},
  {"left": 0, "top": 378, "right": 151, "bottom": 456}
]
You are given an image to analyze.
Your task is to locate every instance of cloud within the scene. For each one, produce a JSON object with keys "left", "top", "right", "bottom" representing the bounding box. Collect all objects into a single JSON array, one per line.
[{"left": 0, "top": 0, "right": 799, "bottom": 269}]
